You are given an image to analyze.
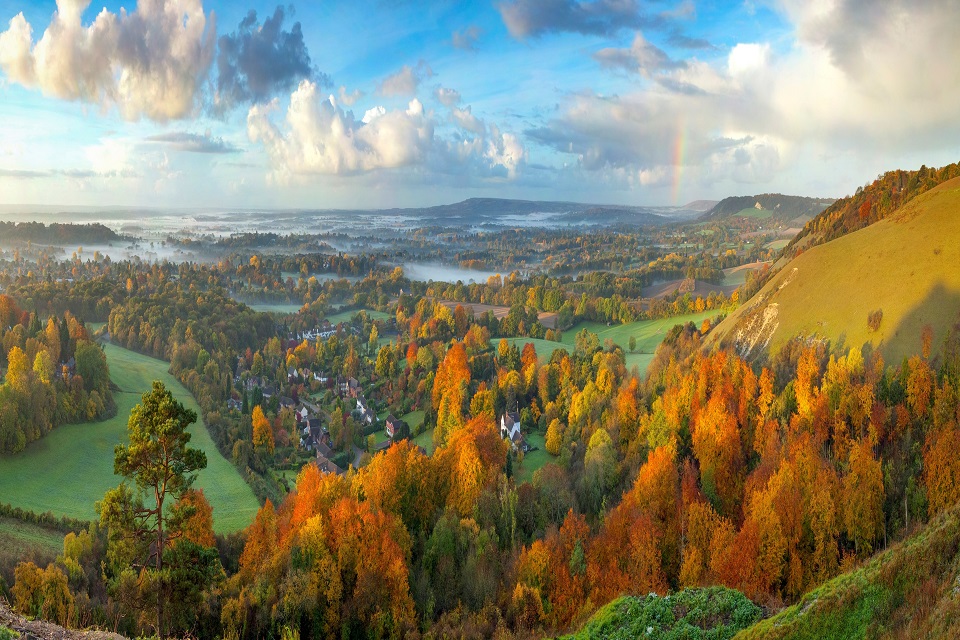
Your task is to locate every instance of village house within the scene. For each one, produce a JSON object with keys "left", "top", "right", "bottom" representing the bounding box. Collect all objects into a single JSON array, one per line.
[
  {"left": 315, "top": 451, "right": 344, "bottom": 476},
  {"left": 385, "top": 414, "right": 402, "bottom": 439},
  {"left": 500, "top": 411, "right": 529, "bottom": 453}
]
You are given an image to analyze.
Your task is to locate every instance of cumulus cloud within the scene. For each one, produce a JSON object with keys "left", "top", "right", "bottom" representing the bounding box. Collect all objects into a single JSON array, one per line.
[
  {"left": 215, "top": 6, "right": 319, "bottom": 113},
  {"left": 377, "top": 61, "right": 433, "bottom": 97},
  {"left": 434, "top": 86, "right": 461, "bottom": 107},
  {"left": 451, "top": 106, "right": 485, "bottom": 135},
  {"left": 529, "top": 0, "right": 960, "bottom": 192},
  {"left": 498, "top": 0, "right": 655, "bottom": 38},
  {"left": 594, "top": 33, "right": 686, "bottom": 75},
  {"left": 247, "top": 80, "right": 525, "bottom": 182},
  {"left": 338, "top": 86, "right": 363, "bottom": 106},
  {"left": 0, "top": 0, "right": 215, "bottom": 121},
  {"left": 451, "top": 25, "right": 482, "bottom": 50},
  {"left": 145, "top": 131, "right": 241, "bottom": 154}
]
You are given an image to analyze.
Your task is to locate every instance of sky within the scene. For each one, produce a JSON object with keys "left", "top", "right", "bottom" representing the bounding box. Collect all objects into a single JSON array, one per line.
[{"left": 0, "top": 0, "right": 958, "bottom": 210}]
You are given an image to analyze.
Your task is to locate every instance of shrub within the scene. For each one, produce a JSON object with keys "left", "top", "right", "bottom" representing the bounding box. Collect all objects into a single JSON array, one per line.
[{"left": 867, "top": 309, "right": 883, "bottom": 332}]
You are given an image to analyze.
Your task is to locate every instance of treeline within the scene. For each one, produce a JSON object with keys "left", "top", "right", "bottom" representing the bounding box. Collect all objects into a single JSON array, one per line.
[
  {"left": 0, "top": 222, "right": 120, "bottom": 245},
  {"left": 0, "top": 295, "right": 113, "bottom": 453}
]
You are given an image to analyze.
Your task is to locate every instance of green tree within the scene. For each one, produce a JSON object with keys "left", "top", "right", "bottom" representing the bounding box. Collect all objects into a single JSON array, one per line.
[{"left": 98, "top": 380, "right": 212, "bottom": 637}]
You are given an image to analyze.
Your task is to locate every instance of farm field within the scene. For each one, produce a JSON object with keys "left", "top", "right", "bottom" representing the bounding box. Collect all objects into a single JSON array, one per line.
[
  {"left": 765, "top": 238, "right": 791, "bottom": 251},
  {"left": 0, "top": 517, "right": 64, "bottom": 567},
  {"left": 0, "top": 343, "right": 259, "bottom": 533},
  {"left": 324, "top": 308, "right": 392, "bottom": 324},
  {"left": 516, "top": 433, "right": 549, "bottom": 484},
  {"left": 507, "top": 310, "right": 717, "bottom": 373},
  {"left": 737, "top": 207, "right": 773, "bottom": 219},
  {"left": 722, "top": 261, "right": 770, "bottom": 286}
]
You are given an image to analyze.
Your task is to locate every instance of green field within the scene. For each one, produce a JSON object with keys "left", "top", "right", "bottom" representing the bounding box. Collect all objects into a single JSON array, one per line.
[
  {"left": 506, "top": 310, "right": 717, "bottom": 373},
  {"left": 737, "top": 207, "right": 773, "bottom": 219},
  {"left": 325, "top": 308, "right": 393, "bottom": 324},
  {"left": 713, "top": 177, "right": 960, "bottom": 364},
  {"left": 0, "top": 343, "right": 259, "bottom": 533},
  {"left": 764, "top": 238, "right": 790, "bottom": 251},
  {"left": 0, "top": 517, "right": 64, "bottom": 562},
  {"left": 249, "top": 302, "right": 304, "bottom": 314},
  {"left": 412, "top": 426, "right": 436, "bottom": 455},
  {"left": 516, "top": 433, "right": 549, "bottom": 484}
]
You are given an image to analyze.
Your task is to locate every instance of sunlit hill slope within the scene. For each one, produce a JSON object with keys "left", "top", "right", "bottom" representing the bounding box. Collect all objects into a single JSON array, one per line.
[{"left": 711, "top": 176, "right": 960, "bottom": 365}]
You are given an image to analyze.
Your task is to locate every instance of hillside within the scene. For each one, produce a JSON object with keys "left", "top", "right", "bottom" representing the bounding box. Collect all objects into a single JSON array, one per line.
[
  {"left": 710, "top": 176, "right": 960, "bottom": 364},
  {"left": 563, "top": 587, "right": 762, "bottom": 640},
  {"left": 701, "top": 194, "right": 833, "bottom": 224},
  {"left": 783, "top": 161, "right": 960, "bottom": 261},
  {"left": 735, "top": 503, "right": 960, "bottom": 640}
]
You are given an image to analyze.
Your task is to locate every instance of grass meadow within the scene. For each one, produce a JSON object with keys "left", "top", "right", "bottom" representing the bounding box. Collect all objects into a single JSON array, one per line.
[
  {"left": 0, "top": 343, "right": 259, "bottom": 533},
  {"left": 506, "top": 310, "right": 718, "bottom": 373}
]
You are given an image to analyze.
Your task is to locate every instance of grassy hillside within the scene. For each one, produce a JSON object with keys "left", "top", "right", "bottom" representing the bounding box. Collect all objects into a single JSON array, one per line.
[
  {"left": 0, "top": 343, "right": 259, "bottom": 533},
  {"left": 564, "top": 587, "right": 762, "bottom": 640},
  {"left": 736, "top": 504, "right": 960, "bottom": 640},
  {"left": 711, "top": 177, "right": 960, "bottom": 364}
]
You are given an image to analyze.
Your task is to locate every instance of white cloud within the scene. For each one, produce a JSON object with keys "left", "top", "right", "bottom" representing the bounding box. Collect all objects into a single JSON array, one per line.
[
  {"left": 451, "top": 106, "right": 485, "bottom": 135},
  {"left": 247, "top": 80, "right": 526, "bottom": 183},
  {"left": 0, "top": 0, "right": 215, "bottom": 122},
  {"left": 594, "top": 33, "right": 686, "bottom": 75},
  {"left": 377, "top": 61, "right": 433, "bottom": 97},
  {"left": 338, "top": 85, "right": 363, "bottom": 106},
  {"left": 727, "top": 43, "right": 769, "bottom": 78},
  {"left": 533, "top": 0, "right": 960, "bottom": 194},
  {"left": 434, "top": 86, "right": 461, "bottom": 107}
]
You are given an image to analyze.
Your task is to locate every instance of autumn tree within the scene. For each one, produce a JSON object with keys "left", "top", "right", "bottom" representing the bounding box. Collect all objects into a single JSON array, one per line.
[
  {"left": 842, "top": 441, "right": 885, "bottom": 555},
  {"left": 252, "top": 405, "right": 275, "bottom": 455}
]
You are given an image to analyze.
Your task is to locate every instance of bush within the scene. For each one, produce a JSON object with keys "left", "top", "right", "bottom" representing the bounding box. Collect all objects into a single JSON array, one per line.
[{"left": 867, "top": 309, "right": 883, "bottom": 332}]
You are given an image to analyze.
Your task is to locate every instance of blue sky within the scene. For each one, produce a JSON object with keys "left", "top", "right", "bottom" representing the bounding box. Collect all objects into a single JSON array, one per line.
[{"left": 0, "top": 0, "right": 957, "bottom": 210}]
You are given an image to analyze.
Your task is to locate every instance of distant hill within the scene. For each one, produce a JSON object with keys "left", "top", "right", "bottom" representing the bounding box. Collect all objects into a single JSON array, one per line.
[
  {"left": 709, "top": 176, "right": 960, "bottom": 364},
  {"left": 386, "top": 197, "right": 685, "bottom": 227},
  {"left": 737, "top": 503, "right": 960, "bottom": 640},
  {"left": 0, "top": 221, "right": 121, "bottom": 245},
  {"left": 682, "top": 199, "right": 720, "bottom": 211},
  {"left": 701, "top": 194, "right": 833, "bottom": 224}
]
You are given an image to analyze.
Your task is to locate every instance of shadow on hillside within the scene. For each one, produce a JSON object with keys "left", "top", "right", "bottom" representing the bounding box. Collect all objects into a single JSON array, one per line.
[{"left": 881, "top": 282, "right": 960, "bottom": 366}]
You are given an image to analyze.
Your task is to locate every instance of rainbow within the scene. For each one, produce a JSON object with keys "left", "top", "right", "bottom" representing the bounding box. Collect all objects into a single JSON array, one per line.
[{"left": 671, "top": 124, "right": 686, "bottom": 205}]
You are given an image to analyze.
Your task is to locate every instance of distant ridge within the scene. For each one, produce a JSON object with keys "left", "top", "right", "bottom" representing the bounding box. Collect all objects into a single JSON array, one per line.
[
  {"left": 681, "top": 199, "right": 719, "bottom": 211},
  {"left": 701, "top": 193, "right": 833, "bottom": 222}
]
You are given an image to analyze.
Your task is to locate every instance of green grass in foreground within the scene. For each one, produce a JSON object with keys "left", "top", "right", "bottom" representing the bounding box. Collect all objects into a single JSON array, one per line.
[
  {"left": 734, "top": 503, "right": 960, "bottom": 640},
  {"left": 516, "top": 432, "right": 549, "bottom": 484},
  {"left": 506, "top": 310, "right": 717, "bottom": 374},
  {"left": 565, "top": 586, "right": 762, "bottom": 640},
  {"left": 0, "top": 343, "right": 259, "bottom": 533}
]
